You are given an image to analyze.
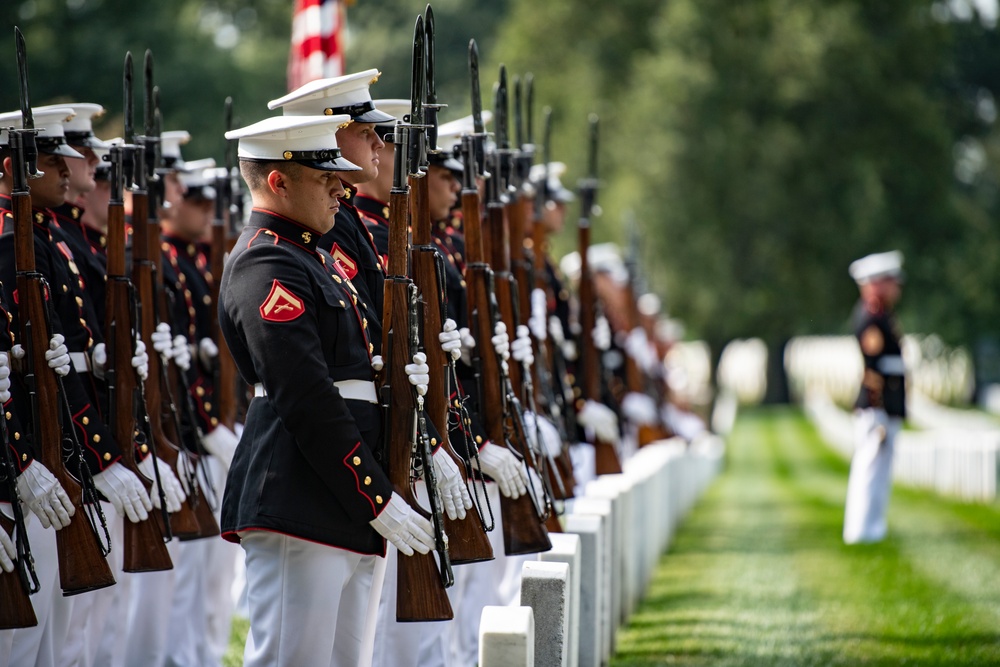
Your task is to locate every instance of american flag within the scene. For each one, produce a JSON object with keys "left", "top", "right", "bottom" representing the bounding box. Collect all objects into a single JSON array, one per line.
[{"left": 287, "top": 0, "right": 346, "bottom": 91}]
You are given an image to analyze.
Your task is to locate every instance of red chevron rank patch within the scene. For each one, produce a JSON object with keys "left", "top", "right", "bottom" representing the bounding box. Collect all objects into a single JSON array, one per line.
[
  {"left": 259, "top": 280, "right": 305, "bottom": 322},
  {"left": 331, "top": 243, "right": 358, "bottom": 279}
]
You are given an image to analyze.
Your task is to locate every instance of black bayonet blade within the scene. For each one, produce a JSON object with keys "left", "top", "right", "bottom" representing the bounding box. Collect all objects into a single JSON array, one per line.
[
  {"left": 469, "top": 40, "right": 484, "bottom": 135},
  {"left": 15, "top": 27, "right": 33, "bottom": 130},
  {"left": 143, "top": 50, "right": 155, "bottom": 137},
  {"left": 525, "top": 74, "right": 534, "bottom": 146},
  {"left": 123, "top": 52, "right": 134, "bottom": 145}
]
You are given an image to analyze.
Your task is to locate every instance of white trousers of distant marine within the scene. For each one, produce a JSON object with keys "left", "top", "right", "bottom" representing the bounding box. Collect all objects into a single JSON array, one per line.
[{"left": 843, "top": 408, "right": 900, "bottom": 544}]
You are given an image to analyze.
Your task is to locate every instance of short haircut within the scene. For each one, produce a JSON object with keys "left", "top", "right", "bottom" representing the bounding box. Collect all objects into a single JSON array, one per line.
[{"left": 239, "top": 160, "right": 303, "bottom": 191}]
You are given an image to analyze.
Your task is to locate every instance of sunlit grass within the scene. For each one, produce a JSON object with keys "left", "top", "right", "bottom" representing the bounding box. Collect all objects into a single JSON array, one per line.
[{"left": 612, "top": 406, "right": 1000, "bottom": 666}]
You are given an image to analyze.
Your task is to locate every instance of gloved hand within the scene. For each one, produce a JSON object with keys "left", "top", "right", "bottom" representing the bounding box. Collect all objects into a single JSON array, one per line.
[
  {"left": 132, "top": 339, "right": 149, "bottom": 382},
  {"left": 491, "top": 322, "right": 510, "bottom": 361},
  {"left": 92, "top": 462, "right": 152, "bottom": 523},
  {"left": 0, "top": 523, "right": 14, "bottom": 573},
  {"left": 433, "top": 449, "right": 472, "bottom": 521},
  {"left": 371, "top": 355, "right": 384, "bottom": 372},
  {"left": 45, "top": 334, "right": 71, "bottom": 377},
  {"left": 529, "top": 288, "right": 548, "bottom": 342},
  {"left": 176, "top": 453, "right": 196, "bottom": 497},
  {"left": 202, "top": 424, "right": 239, "bottom": 471},
  {"left": 171, "top": 335, "right": 191, "bottom": 372},
  {"left": 526, "top": 466, "right": 547, "bottom": 507},
  {"left": 369, "top": 493, "right": 436, "bottom": 557},
  {"left": 0, "top": 351, "right": 11, "bottom": 403},
  {"left": 621, "top": 392, "right": 659, "bottom": 426},
  {"left": 151, "top": 322, "right": 174, "bottom": 359},
  {"left": 473, "top": 442, "right": 528, "bottom": 499},
  {"left": 511, "top": 325, "right": 534, "bottom": 367},
  {"left": 550, "top": 316, "right": 577, "bottom": 361},
  {"left": 137, "top": 455, "right": 186, "bottom": 513},
  {"left": 523, "top": 411, "right": 564, "bottom": 458},
  {"left": 405, "top": 352, "right": 429, "bottom": 397},
  {"left": 625, "top": 327, "right": 654, "bottom": 372},
  {"left": 458, "top": 327, "right": 476, "bottom": 366},
  {"left": 198, "top": 337, "right": 219, "bottom": 371},
  {"left": 16, "top": 461, "right": 75, "bottom": 529},
  {"left": 438, "top": 318, "right": 462, "bottom": 362},
  {"left": 593, "top": 315, "right": 612, "bottom": 352},
  {"left": 577, "top": 399, "right": 619, "bottom": 444}
]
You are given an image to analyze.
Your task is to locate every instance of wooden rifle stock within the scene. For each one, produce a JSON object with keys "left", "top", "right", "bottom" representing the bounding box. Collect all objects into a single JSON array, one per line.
[
  {"left": 577, "top": 221, "right": 622, "bottom": 475},
  {"left": 210, "top": 218, "right": 238, "bottom": 431},
  {"left": 131, "top": 191, "right": 200, "bottom": 539},
  {"left": 411, "top": 175, "right": 493, "bottom": 564},
  {"left": 466, "top": 192, "right": 550, "bottom": 556},
  {"left": 13, "top": 192, "right": 116, "bottom": 595},
  {"left": 106, "top": 180, "right": 173, "bottom": 573},
  {"left": 384, "top": 183, "right": 454, "bottom": 622},
  {"left": 0, "top": 512, "right": 36, "bottom": 628}
]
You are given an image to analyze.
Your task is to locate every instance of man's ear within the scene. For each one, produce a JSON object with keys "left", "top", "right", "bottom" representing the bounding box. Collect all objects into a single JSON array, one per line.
[
  {"left": 266, "top": 169, "right": 287, "bottom": 197},
  {"left": 2, "top": 157, "right": 12, "bottom": 178}
]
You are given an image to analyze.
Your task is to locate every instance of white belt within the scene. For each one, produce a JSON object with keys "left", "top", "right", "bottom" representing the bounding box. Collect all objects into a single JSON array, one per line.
[
  {"left": 70, "top": 352, "right": 91, "bottom": 374},
  {"left": 254, "top": 379, "right": 378, "bottom": 404},
  {"left": 877, "top": 355, "right": 905, "bottom": 376}
]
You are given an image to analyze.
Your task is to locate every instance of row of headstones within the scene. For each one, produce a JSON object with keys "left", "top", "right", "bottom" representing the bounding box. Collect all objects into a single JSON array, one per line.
[
  {"left": 478, "top": 435, "right": 726, "bottom": 667},
  {"left": 805, "top": 391, "right": 1000, "bottom": 502}
]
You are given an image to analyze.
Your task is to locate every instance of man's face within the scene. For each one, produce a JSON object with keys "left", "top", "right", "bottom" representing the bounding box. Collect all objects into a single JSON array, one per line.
[
  {"left": 174, "top": 196, "right": 214, "bottom": 241},
  {"left": 542, "top": 200, "right": 567, "bottom": 234},
  {"left": 426, "top": 165, "right": 459, "bottom": 221},
  {"left": 282, "top": 166, "right": 346, "bottom": 234},
  {"left": 66, "top": 145, "right": 98, "bottom": 196},
  {"left": 160, "top": 171, "right": 186, "bottom": 221},
  {"left": 29, "top": 153, "right": 72, "bottom": 209},
  {"left": 336, "top": 122, "right": 384, "bottom": 184}
]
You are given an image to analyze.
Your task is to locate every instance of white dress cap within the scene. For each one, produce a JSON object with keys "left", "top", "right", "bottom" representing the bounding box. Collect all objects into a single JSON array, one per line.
[
  {"left": 559, "top": 243, "right": 628, "bottom": 284},
  {"left": 436, "top": 110, "right": 493, "bottom": 153},
  {"left": 0, "top": 107, "right": 84, "bottom": 158},
  {"left": 34, "top": 103, "right": 107, "bottom": 149},
  {"left": 268, "top": 69, "right": 395, "bottom": 124},
  {"left": 848, "top": 250, "right": 904, "bottom": 284},
  {"left": 225, "top": 114, "right": 361, "bottom": 172},
  {"left": 180, "top": 158, "right": 219, "bottom": 199},
  {"left": 372, "top": 99, "right": 410, "bottom": 140},
  {"left": 528, "top": 161, "right": 574, "bottom": 203},
  {"left": 160, "top": 130, "right": 191, "bottom": 170}
]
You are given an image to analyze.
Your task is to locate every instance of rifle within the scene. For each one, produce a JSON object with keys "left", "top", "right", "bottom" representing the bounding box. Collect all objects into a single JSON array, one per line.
[
  {"left": 131, "top": 51, "right": 201, "bottom": 539},
  {"left": 105, "top": 53, "right": 173, "bottom": 572},
  {"left": 11, "top": 26, "right": 116, "bottom": 595},
  {"left": 464, "top": 51, "right": 550, "bottom": 556},
  {"left": 381, "top": 14, "right": 453, "bottom": 622},
  {"left": 408, "top": 6, "right": 493, "bottom": 565},
  {"left": 577, "top": 114, "right": 622, "bottom": 474},
  {"left": 211, "top": 97, "right": 240, "bottom": 432},
  {"left": 0, "top": 403, "right": 38, "bottom": 628}
]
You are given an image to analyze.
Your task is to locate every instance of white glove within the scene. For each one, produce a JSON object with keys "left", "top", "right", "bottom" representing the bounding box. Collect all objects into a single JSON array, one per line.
[
  {"left": 369, "top": 493, "right": 435, "bottom": 556},
  {"left": 10, "top": 344, "right": 24, "bottom": 361},
  {"left": 458, "top": 327, "right": 476, "bottom": 366},
  {"left": 593, "top": 315, "right": 612, "bottom": 352},
  {"left": 473, "top": 442, "right": 528, "bottom": 499},
  {"left": 523, "top": 411, "right": 563, "bottom": 458},
  {"left": 491, "top": 321, "right": 510, "bottom": 361},
  {"left": 16, "top": 460, "right": 75, "bottom": 530},
  {"left": 433, "top": 449, "right": 472, "bottom": 521},
  {"left": 171, "top": 335, "right": 191, "bottom": 372},
  {"left": 151, "top": 322, "right": 174, "bottom": 359},
  {"left": 622, "top": 391, "right": 659, "bottom": 426},
  {"left": 625, "top": 327, "right": 654, "bottom": 372},
  {"left": 198, "top": 337, "right": 219, "bottom": 370},
  {"left": 526, "top": 466, "right": 547, "bottom": 507},
  {"left": 176, "top": 453, "right": 196, "bottom": 497},
  {"left": 92, "top": 462, "right": 152, "bottom": 523},
  {"left": 202, "top": 424, "right": 239, "bottom": 471},
  {"left": 577, "top": 399, "right": 619, "bottom": 444},
  {"left": 405, "top": 352, "right": 429, "bottom": 397},
  {"left": 0, "top": 351, "right": 11, "bottom": 403},
  {"left": 45, "top": 334, "right": 71, "bottom": 377},
  {"left": 132, "top": 339, "right": 149, "bottom": 382},
  {"left": 438, "top": 318, "right": 462, "bottom": 362},
  {"left": 137, "top": 455, "right": 186, "bottom": 513},
  {"left": 550, "top": 316, "right": 577, "bottom": 361},
  {"left": 371, "top": 355, "right": 384, "bottom": 372},
  {"left": 511, "top": 325, "right": 534, "bottom": 367},
  {"left": 529, "top": 288, "right": 548, "bottom": 342},
  {"left": 0, "top": 523, "right": 14, "bottom": 573}
]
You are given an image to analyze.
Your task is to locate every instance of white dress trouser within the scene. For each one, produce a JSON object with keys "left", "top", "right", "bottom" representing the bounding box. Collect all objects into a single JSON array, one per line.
[
  {"left": 844, "top": 408, "right": 900, "bottom": 544},
  {"left": 241, "top": 530, "right": 378, "bottom": 667},
  {"left": 371, "top": 480, "right": 451, "bottom": 667}
]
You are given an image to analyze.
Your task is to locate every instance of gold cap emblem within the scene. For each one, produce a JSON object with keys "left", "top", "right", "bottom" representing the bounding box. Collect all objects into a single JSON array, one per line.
[{"left": 283, "top": 151, "right": 293, "bottom": 160}]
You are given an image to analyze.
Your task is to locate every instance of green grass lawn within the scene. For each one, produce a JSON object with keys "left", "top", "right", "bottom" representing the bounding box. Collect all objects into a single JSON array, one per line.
[{"left": 612, "top": 406, "right": 1000, "bottom": 666}]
